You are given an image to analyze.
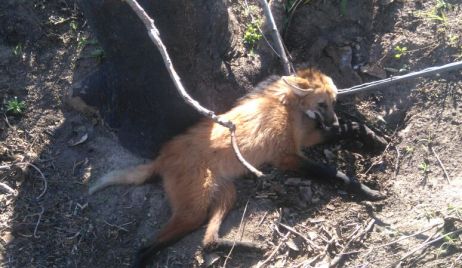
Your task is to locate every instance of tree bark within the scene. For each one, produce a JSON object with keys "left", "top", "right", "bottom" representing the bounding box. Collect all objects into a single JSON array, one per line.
[{"left": 74, "top": 0, "right": 273, "bottom": 157}]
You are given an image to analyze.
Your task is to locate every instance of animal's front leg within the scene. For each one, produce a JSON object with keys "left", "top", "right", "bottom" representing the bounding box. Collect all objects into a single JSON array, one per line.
[
  {"left": 298, "top": 159, "right": 384, "bottom": 200},
  {"left": 325, "top": 120, "right": 388, "bottom": 151},
  {"left": 275, "top": 155, "right": 383, "bottom": 200}
]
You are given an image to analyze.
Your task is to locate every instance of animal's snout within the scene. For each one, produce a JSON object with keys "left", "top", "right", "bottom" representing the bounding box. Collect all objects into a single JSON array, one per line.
[{"left": 326, "top": 113, "right": 339, "bottom": 128}]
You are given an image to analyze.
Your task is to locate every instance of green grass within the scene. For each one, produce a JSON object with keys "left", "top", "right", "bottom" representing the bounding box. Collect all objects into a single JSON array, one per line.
[
  {"left": 340, "top": 0, "right": 348, "bottom": 16},
  {"left": 5, "top": 97, "right": 26, "bottom": 115},
  {"left": 89, "top": 48, "right": 105, "bottom": 62},
  {"left": 77, "top": 36, "right": 99, "bottom": 50},
  {"left": 12, "top": 44, "right": 23, "bottom": 57},
  {"left": 418, "top": 162, "right": 430, "bottom": 173},
  {"left": 243, "top": 21, "right": 262, "bottom": 50},
  {"left": 394, "top": 45, "right": 408, "bottom": 59},
  {"left": 418, "top": 0, "right": 452, "bottom": 23},
  {"left": 70, "top": 20, "right": 78, "bottom": 32}
]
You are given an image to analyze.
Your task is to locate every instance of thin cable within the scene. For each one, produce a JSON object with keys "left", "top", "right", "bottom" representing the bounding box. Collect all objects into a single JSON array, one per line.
[{"left": 338, "top": 60, "right": 462, "bottom": 95}]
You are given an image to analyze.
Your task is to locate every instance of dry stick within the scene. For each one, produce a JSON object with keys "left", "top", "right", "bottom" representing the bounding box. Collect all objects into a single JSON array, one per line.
[
  {"left": 0, "top": 182, "right": 15, "bottom": 195},
  {"left": 19, "top": 162, "right": 48, "bottom": 199},
  {"left": 258, "top": 0, "right": 292, "bottom": 75},
  {"left": 3, "top": 114, "right": 12, "bottom": 128},
  {"left": 393, "top": 146, "right": 401, "bottom": 181},
  {"left": 33, "top": 205, "right": 45, "bottom": 238},
  {"left": 124, "top": 0, "right": 263, "bottom": 178},
  {"left": 256, "top": 231, "right": 290, "bottom": 268},
  {"left": 278, "top": 222, "right": 321, "bottom": 251},
  {"left": 430, "top": 146, "right": 451, "bottom": 184},
  {"left": 257, "top": 211, "right": 269, "bottom": 227},
  {"left": 451, "top": 253, "right": 462, "bottom": 268},
  {"left": 398, "top": 228, "right": 462, "bottom": 263},
  {"left": 103, "top": 220, "right": 132, "bottom": 232},
  {"left": 329, "top": 219, "right": 376, "bottom": 268},
  {"left": 341, "top": 222, "right": 442, "bottom": 256},
  {"left": 223, "top": 200, "right": 250, "bottom": 268}
]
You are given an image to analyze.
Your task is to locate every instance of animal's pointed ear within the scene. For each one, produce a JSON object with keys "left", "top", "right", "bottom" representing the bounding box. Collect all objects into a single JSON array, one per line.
[{"left": 281, "top": 76, "right": 314, "bottom": 96}]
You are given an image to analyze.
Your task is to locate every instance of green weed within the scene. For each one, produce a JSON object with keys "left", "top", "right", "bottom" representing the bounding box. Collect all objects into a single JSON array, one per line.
[
  {"left": 418, "top": 0, "right": 452, "bottom": 23},
  {"left": 77, "top": 35, "right": 98, "bottom": 50},
  {"left": 70, "top": 20, "right": 78, "bottom": 32},
  {"left": 89, "top": 48, "right": 105, "bottom": 62},
  {"left": 243, "top": 21, "right": 262, "bottom": 50},
  {"left": 419, "top": 162, "right": 430, "bottom": 173},
  {"left": 404, "top": 146, "right": 414, "bottom": 154},
  {"left": 340, "top": 0, "right": 348, "bottom": 16},
  {"left": 394, "top": 45, "right": 408, "bottom": 59},
  {"left": 12, "top": 44, "right": 23, "bottom": 57},
  {"left": 5, "top": 97, "right": 26, "bottom": 115}
]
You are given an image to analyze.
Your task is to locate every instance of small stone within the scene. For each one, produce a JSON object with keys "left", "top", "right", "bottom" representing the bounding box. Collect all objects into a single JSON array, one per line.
[
  {"left": 299, "top": 186, "right": 313, "bottom": 204},
  {"left": 1, "top": 232, "right": 14, "bottom": 243},
  {"left": 285, "top": 238, "right": 300, "bottom": 251},
  {"left": 204, "top": 253, "right": 220, "bottom": 267},
  {"left": 323, "top": 149, "right": 335, "bottom": 161},
  {"left": 360, "top": 63, "right": 387, "bottom": 79},
  {"left": 284, "top": 177, "right": 302, "bottom": 186},
  {"left": 326, "top": 204, "right": 335, "bottom": 211}
]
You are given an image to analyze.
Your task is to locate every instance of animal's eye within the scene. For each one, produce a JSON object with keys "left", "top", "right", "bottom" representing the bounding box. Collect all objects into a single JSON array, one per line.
[{"left": 318, "top": 102, "right": 327, "bottom": 109}]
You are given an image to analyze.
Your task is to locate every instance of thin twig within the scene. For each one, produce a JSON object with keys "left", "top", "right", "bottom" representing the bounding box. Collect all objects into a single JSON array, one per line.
[
  {"left": 278, "top": 222, "right": 321, "bottom": 251},
  {"left": 398, "top": 228, "right": 462, "bottom": 263},
  {"left": 0, "top": 182, "right": 15, "bottom": 195},
  {"left": 223, "top": 200, "right": 250, "bottom": 268},
  {"left": 393, "top": 146, "right": 401, "bottom": 181},
  {"left": 257, "top": 211, "right": 268, "bottom": 227},
  {"left": 329, "top": 219, "right": 375, "bottom": 268},
  {"left": 256, "top": 231, "right": 290, "bottom": 268},
  {"left": 124, "top": 0, "right": 264, "bottom": 178},
  {"left": 3, "top": 114, "right": 12, "bottom": 128},
  {"left": 103, "top": 220, "right": 132, "bottom": 232},
  {"left": 257, "top": 0, "right": 293, "bottom": 75},
  {"left": 33, "top": 205, "right": 45, "bottom": 238},
  {"left": 430, "top": 146, "right": 451, "bottom": 184},
  {"left": 451, "top": 253, "right": 462, "bottom": 268},
  {"left": 341, "top": 222, "right": 442, "bottom": 256},
  {"left": 19, "top": 162, "right": 48, "bottom": 199}
]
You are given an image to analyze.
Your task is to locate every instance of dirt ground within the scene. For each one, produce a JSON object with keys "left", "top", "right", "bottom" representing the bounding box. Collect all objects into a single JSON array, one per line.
[{"left": 1, "top": 0, "right": 461, "bottom": 268}]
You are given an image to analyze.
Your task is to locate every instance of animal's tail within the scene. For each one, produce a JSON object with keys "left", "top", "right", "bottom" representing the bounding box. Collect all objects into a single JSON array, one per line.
[{"left": 88, "top": 161, "right": 158, "bottom": 195}]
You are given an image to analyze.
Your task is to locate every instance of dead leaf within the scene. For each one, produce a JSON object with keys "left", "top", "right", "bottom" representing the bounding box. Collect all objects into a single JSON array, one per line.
[
  {"left": 285, "top": 238, "right": 300, "bottom": 251},
  {"left": 204, "top": 252, "right": 221, "bottom": 267},
  {"left": 68, "top": 133, "right": 88, "bottom": 147}
]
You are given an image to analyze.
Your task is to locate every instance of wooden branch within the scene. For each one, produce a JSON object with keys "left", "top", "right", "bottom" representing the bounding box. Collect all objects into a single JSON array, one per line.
[
  {"left": 329, "top": 219, "right": 375, "bottom": 268},
  {"left": 0, "top": 181, "right": 15, "bottom": 195},
  {"left": 19, "top": 162, "right": 48, "bottom": 200},
  {"left": 398, "top": 228, "right": 462, "bottom": 263},
  {"left": 124, "top": 0, "right": 264, "bottom": 178},
  {"left": 430, "top": 146, "right": 451, "bottom": 184},
  {"left": 256, "top": 231, "right": 290, "bottom": 268},
  {"left": 223, "top": 200, "right": 250, "bottom": 268},
  {"left": 258, "top": 0, "right": 293, "bottom": 75},
  {"left": 278, "top": 222, "right": 321, "bottom": 251}
]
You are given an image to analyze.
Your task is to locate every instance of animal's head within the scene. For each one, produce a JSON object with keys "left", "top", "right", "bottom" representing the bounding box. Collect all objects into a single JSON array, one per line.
[{"left": 282, "top": 69, "right": 338, "bottom": 129}]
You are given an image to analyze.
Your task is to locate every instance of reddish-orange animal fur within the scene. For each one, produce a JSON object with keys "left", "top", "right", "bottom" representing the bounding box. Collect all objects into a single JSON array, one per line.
[{"left": 89, "top": 69, "right": 339, "bottom": 267}]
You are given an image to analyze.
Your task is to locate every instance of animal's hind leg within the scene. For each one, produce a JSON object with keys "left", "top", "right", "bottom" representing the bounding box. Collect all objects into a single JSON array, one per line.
[
  {"left": 133, "top": 173, "right": 212, "bottom": 267},
  {"left": 203, "top": 181, "right": 264, "bottom": 252},
  {"left": 134, "top": 211, "right": 208, "bottom": 267}
]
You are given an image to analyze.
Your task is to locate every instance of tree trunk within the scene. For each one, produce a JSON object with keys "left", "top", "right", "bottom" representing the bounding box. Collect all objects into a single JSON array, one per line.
[{"left": 73, "top": 0, "right": 278, "bottom": 157}]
